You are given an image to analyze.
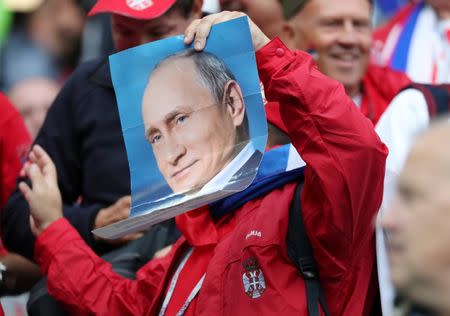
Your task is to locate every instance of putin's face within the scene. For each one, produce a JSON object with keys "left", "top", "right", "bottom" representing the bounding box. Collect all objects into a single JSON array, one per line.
[{"left": 142, "top": 58, "right": 246, "bottom": 193}]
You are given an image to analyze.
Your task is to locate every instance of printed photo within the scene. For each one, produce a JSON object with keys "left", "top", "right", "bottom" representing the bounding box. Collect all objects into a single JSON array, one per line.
[{"left": 93, "top": 17, "right": 267, "bottom": 239}]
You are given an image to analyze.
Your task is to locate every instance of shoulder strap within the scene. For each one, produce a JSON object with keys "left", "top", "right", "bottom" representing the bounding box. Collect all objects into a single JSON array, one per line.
[
  {"left": 286, "top": 181, "right": 330, "bottom": 316},
  {"left": 403, "top": 83, "right": 450, "bottom": 118}
]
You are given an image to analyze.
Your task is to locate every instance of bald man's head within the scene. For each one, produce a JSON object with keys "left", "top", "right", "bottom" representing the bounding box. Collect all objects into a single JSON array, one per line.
[{"left": 382, "top": 117, "right": 450, "bottom": 315}]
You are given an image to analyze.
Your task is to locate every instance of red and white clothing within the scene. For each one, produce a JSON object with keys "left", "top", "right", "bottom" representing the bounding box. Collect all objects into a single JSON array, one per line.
[
  {"left": 358, "top": 65, "right": 410, "bottom": 125},
  {"left": 372, "top": 1, "right": 450, "bottom": 84}
]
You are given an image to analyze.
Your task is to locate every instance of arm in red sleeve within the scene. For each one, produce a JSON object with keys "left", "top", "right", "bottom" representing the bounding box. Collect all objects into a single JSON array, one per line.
[
  {"left": 256, "top": 38, "right": 387, "bottom": 272},
  {"left": 35, "top": 218, "right": 170, "bottom": 316}
]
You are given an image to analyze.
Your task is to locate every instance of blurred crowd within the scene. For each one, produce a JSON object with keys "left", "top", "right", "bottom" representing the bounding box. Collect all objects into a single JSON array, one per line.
[{"left": 0, "top": 0, "right": 449, "bottom": 315}]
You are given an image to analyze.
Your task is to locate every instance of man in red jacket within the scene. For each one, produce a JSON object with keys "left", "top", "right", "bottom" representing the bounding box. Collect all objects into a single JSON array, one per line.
[
  {"left": 221, "top": 0, "right": 411, "bottom": 125},
  {"left": 19, "top": 12, "right": 387, "bottom": 316}
]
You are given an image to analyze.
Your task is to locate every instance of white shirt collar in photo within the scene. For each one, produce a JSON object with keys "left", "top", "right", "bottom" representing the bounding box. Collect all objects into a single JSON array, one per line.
[{"left": 198, "top": 142, "right": 255, "bottom": 195}]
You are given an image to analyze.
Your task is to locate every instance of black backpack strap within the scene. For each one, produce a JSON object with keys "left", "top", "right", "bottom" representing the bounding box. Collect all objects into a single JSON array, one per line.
[
  {"left": 286, "top": 181, "right": 330, "bottom": 316},
  {"left": 402, "top": 83, "right": 450, "bottom": 118}
]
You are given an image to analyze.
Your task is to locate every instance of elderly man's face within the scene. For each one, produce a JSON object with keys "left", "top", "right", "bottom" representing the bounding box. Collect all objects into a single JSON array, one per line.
[
  {"left": 142, "top": 58, "right": 245, "bottom": 193},
  {"left": 382, "top": 130, "right": 450, "bottom": 307},
  {"left": 290, "top": 0, "right": 372, "bottom": 97}
]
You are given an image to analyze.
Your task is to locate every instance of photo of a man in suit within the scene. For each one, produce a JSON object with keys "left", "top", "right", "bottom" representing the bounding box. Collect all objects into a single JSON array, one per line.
[{"left": 142, "top": 50, "right": 260, "bottom": 195}]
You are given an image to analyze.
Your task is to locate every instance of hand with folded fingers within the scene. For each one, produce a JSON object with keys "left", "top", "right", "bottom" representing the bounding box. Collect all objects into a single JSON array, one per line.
[{"left": 19, "top": 145, "right": 63, "bottom": 236}]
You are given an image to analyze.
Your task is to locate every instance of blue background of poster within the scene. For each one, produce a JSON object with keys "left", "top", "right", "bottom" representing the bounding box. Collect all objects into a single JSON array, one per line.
[{"left": 109, "top": 17, "right": 267, "bottom": 215}]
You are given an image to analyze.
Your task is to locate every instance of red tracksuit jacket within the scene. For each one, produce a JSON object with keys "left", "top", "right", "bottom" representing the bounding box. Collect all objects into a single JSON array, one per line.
[{"left": 35, "top": 38, "right": 387, "bottom": 316}]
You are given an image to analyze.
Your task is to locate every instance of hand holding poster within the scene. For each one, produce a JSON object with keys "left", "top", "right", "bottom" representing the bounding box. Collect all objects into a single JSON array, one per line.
[{"left": 93, "top": 17, "right": 267, "bottom": 239}]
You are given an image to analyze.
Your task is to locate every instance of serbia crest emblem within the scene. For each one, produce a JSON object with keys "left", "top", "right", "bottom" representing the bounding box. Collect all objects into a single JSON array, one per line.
[{"left": 242, "top": 257, "right": 266, "bottom": 299}]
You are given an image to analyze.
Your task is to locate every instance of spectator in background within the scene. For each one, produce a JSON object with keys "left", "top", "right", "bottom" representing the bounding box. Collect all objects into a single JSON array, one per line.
[
  {"left": 381, "top": 117, "right": 450, "bottom": 316},
  {"left": 77, "top": 0, "right": 222, "bottom": 64},
  {"left": 0, "top": 93, "right": 40, "bottom": 295},
  {"left": 373, "top": 81, "right": 450, "bottom": 316},
  {"left": 281, "top": 0, "right": 411, "bottom": 125},
  {"left": 372, "top": 0, "right": 450, "bottom": 84},
  {"left": 2, "top": 0, "right": 202, "bottom": 261},
  {"left": 219, "top": 0, "right": 285, "bottom": 40},
  {"left": 0, "top": 0, "right": 86, "bottom": 91},
  {"left": 8, "top": 77, "right": 61, "bottom": 139},
  {"left": 221, "top": 0, "right": 411, "bottom": 126}
]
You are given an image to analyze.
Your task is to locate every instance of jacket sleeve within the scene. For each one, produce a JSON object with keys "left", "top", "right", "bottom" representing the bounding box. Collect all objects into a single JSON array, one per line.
[
  {"left": 35, "top": 218, "right": 171, "bottom": 316},
  {"left": 256, "top": 38, "right": 387, "bottom": 275},
  {"left": 1, "top": 75, "right": 103, "bottom": 260}
]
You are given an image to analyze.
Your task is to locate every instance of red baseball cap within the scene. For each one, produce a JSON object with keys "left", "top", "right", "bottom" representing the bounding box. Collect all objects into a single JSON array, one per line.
[{"left": 88, "top": 0, "right": 177, "bottom": 20}]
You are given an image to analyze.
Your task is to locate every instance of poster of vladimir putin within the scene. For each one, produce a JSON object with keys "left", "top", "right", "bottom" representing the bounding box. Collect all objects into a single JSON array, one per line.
[{"left": 93, "top": 17, "right": 267, "bottom": 239}]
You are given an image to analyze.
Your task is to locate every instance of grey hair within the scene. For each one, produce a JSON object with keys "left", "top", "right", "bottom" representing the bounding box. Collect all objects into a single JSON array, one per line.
[
  {"left": 151, "top": 50, "right": 249, "bottom": 143},
  {"left": 153, "top": 49, "right": 237, "bottom": 104}
]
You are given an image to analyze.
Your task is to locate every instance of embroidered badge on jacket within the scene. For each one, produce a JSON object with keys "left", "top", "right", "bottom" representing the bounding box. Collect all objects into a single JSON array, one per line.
[{"left": 242, "top": 257, "right": 266, "bottom": 299}]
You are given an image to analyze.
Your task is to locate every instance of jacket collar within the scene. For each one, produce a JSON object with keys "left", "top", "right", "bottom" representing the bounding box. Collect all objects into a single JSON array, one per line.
[{"left": 88, "top": 57, "right": 113, "bottom": 89}]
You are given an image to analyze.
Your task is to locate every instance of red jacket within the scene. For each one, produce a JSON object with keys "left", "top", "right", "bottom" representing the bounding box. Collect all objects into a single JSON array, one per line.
[
  {"left": 360, "top": 65, "right": 411, "bottom": 125},
  {"left": 0, "top": 93, "right": 31, "bottom": 255},
  {"left": 35, "top": 38, "right": 387, "bottom": 316}
]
